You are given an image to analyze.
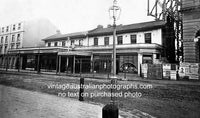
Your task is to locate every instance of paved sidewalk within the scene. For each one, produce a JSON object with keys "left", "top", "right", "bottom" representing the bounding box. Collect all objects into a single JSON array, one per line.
[
  {"left": 0, "top": 85, "right": 144, "bottom": 118},
  {"left": 0, "top": 85, "right": 103, "bottom": 118}
]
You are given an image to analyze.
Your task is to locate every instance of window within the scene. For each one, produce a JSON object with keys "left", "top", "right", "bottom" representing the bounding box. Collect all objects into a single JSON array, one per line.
[
  {"left": 62, "top": 41, "right": 65, "bottom": 47},
  {"left": 17, "top": 34, "right": 20, "bottom": 41},
  {"left": 11, "top": 44, "right": 14, "bottom": 49},
  {"left": 1, "top": 37, "right": 3, "bottom": 43},
  {"left": 104, "top": 37, "right": 109, "bottom": 45},
  {"left": 94, "top": 37, "right": 98, "bottom": 46},
  {"left": 145, "top": 33, "right": 151, "bottom": 43},
  {"left": 12, "top": 35, "right": 15, "bottom": 42},
  {"left": 54, "top": 42, "right": 58, "bottom": 47},
  {"left": 156, "top": 54, "right": 160, "bottom": 59},
  {"left": 117, "top": 36, "right": 123, "bottom": 45},
  {"left": 6, "top": 26, "right": 9, "bottom": 32},
  {"left": 47, "top": 42, "right": 51, "bottom": 47},
  {"left": 18, "top": 23, "right": 21, "bottom": 30},
  {"left": 71, "top": 40, "right": 74, "bottom": 46},
  {"left": 16, "top": 44, "right": 20, "bottom": 49},
  {"left": 79, "top": 39, "right": 83, "bottom": 46},
  {"left": 130, "top": 35, "right": 137, "bottom": 44},
  {"left": 5, "top": 36, "right": 8, "bottom": 43},
  {"left": 13, "top": 25, "right": 15, "bottom": 31},
  {"left": 143, "top": 55, "right": 152, "bottom": 64},
  {"left": 0, "top": 46, "right": 2, "bottom": 53},
  {"left": 4, "top": 45, "right": 7, "bottom": 53},
  {"left": 2, "top": 27, "right": 4, "bottom": 33}
]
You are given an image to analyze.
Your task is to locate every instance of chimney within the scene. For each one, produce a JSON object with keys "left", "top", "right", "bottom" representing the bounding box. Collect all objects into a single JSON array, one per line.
[
  {"left": 56, "top": 30, "right": 61, "bottom": 34},
  {"left": 97, "top": 25, "right": 103, "bottom": 29},
  {"left": 107, "top": 24, "right": 112, "bottom": 28}
]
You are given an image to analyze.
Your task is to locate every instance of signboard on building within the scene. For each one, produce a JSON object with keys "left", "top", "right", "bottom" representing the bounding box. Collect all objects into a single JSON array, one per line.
[
  {"left": 141, "top": 64, "right": 148, "bottom": 78},
  {"left": 163, "top": 64, "right": 171, "bottom": 79},
  {"left": 179, "top": 63, "right": 200, "bottom": 80},
  {"left": 147, "top": 64, "right": 162, "bottom": 79}
]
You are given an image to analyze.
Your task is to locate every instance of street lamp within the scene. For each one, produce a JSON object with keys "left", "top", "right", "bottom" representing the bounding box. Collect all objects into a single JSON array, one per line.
[
  {"left": 102, "top": 1, "right": 121, "bottom": 117},
  {"left": 109, "top": 0, "right": 121, "bottom": 77},
  {"left": 109, "top": 0, "right": 121, "bottom": 103}
]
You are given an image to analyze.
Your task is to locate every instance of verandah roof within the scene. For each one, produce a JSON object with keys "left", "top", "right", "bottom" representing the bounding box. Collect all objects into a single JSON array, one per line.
[
  {"left": 58, "top": 51, "right": 92, "bottom": 56},
  {"left": 8, "top": 47, "right": 70, "bottom": 54}
]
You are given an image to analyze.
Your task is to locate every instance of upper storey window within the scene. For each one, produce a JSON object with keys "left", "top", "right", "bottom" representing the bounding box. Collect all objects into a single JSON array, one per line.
[
  {"left": 17, "top": 34, "right": 20, "bottom": 41},
  {"left": 54, "top": 42, "right": 58, "bottom": 47},
  {"left": 79, "top": 39, "right": 83, "bottom": 46},
  {"left": 5, "top": 36, "right": 8, "bottom": 43},
  {"left": 130, "top": 35, "right": 137, "bottom": 44},
  {"left": 6, "top": 26, "right": 9, "bottom": 32},
  {"left": 145, "top": 33, "right": 151, "bottom": 44},
  {"left": 16, "top": 44, "right": 20, "bottom": 49},
  {"left": 62, "top": 41, "right": 65, "bottom": 47},
  {"left": 0, "top": 46, "right": 2, "bottom": 53},
  {"left": 94, "top": 38, "right": 98, "bottom": 46},
  {"left": 1, "top": 37, "right": 3, "bottom": 43},
  {"left": 117, "top": 36, "right": 123, "bottom": 45},
  {"left": 18, "top": 23, "right": 21, "bottom": 30},
  {"left": 104, "top": 37, "right": 109, "bottom": 46},
  {"left": 11, "top": 44, "right": 15, "bottom": 49},
  {"left": 71, "top": 40, "right": 74, "bottom": 46},
  {"left": 1, "top": 27, "right": 4, "bottom": 33},
  {"left": 13, "top": 25, "right": 16, "bottom": 31},
  {"left": 12, "top": 35, "right": 15, "bottom": 42},
  {"left": 4, "top": 45, "right": 7, "bottom": 53},
  {"left": 47, "top": 42, "right": 51, "bottom": 47}
]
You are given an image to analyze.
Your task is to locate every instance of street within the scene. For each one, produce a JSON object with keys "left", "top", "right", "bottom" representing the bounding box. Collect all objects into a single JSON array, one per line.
[{"left": 0, "top": 71, "right": 200, "bottom": 118}]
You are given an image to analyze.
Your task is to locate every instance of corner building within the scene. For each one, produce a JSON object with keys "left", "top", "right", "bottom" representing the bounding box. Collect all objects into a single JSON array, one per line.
[{"left": 0, "top": 18, "right": 58, "bottom": 69}]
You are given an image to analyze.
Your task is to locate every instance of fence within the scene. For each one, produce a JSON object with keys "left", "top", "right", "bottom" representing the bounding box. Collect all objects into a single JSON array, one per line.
[
  {"left": 141, "top": 63, "right": 178, "bottom": 80},
  {"left": 179, "top": 63, "right": 200, "bottom": 80},
  {"left": 141, "top": 63, "right": 200, "bottom": 80}
]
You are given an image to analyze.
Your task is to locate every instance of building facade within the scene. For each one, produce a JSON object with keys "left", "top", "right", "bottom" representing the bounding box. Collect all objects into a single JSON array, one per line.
[
  {"left": 0, "top": 18, "right": 58, "bottom": 68},
  {"left": 5, "top": 20, "right": 175, "bottom": 75},
  {"left": 0, "top": 22, "right": 24, "bottom": 54},
  {"left": 181, "top": 0, "right": 200, "bottom": 62},
  {"left": 43, "top": 20, "right": 175, "bottom": 75}
]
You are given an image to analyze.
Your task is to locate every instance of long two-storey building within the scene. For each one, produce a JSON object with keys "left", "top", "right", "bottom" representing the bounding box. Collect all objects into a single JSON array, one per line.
[{"left": 6, "top": 20, "right": 175, "bottom": 75}]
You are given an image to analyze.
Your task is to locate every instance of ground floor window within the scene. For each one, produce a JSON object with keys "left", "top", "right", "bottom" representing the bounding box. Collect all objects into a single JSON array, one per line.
[
  {"left": 93, "top": 54, "right": 138, "bottom": 74},
  {"left": 143, "top": 55, "right": 153, "bottom": 64},
  {"left": 26, "top": 55, "right": 35, "bottom": 69},
  {"left": 93, "top": 55, "right": 111, "bottom": 73},
  {"left": 118, "top": 54, "right": 138, "bottom": 74},
  {"left": 41, "top": 54, "right": 57, "bottom": 71},
  {"left": 0, "top": 52, "right": 143, "bottom": 75}
]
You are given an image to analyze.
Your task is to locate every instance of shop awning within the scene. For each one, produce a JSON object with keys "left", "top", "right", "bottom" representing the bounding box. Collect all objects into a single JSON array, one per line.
[
  {"left": 58, "top": 51, "right": 92, "bottom": 56},
  {"left": 8, "top": 47, "right": 70, "bottom": 54}
]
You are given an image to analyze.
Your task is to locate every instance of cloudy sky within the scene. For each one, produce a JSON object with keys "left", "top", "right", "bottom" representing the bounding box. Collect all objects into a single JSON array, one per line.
[{"left": 0, "top": 0, "right": 155, "bottom": 34}]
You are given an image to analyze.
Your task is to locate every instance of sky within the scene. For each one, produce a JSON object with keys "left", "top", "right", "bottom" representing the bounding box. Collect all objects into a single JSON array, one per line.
[{"left": 0, "top": 0, "right": 155, "bottom": 34}]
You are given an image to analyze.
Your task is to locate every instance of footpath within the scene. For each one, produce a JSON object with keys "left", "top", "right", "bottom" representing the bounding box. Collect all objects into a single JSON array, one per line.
[{"left": 0, "top": 85, "right": 151, "bottom": 118}]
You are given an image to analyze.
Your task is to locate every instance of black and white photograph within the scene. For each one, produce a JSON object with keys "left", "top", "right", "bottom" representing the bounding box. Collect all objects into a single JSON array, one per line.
[{"left": 0, "top": 0, "right": 200, "bottom": 118}]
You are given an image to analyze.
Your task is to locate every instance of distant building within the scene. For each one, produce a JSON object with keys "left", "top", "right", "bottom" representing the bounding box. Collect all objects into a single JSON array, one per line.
[
  {"left": 6, "top": 20, "right": 175, "bottom": 75},
  {"left": 181, "top": 0, "right": 200, "bottom": 62},
  {"left": 0, "top": 18, "right": 59, "bottom": 68}
]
